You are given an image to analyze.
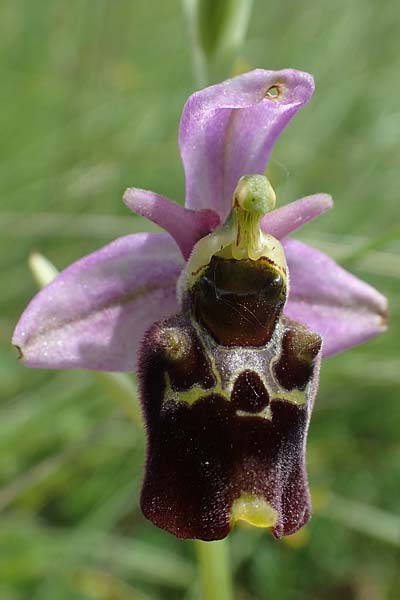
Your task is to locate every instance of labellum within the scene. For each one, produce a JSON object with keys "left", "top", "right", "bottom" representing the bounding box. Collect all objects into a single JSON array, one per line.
[{"left": 139, "top": 175, "right": 322, "bottom": 541}]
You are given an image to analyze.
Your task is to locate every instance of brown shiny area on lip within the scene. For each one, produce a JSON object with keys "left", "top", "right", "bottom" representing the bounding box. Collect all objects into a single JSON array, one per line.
[
  {"left": 274, "top": 324, "right": 322, "bottom": 391},
  {"left": 190, "top": 256, "right": 287, "bottom": 347},
  {"left": 231, "top": 370, "right": 270, "bottom": 413}
]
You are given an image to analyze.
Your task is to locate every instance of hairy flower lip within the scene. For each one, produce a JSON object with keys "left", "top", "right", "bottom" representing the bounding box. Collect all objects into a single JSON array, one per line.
[{"left": 138, "top": 312, "right": 321, "bottom": 540}]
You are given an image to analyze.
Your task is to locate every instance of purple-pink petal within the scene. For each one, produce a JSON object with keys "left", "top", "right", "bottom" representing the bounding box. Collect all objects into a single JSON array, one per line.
[
  {"left": 180, "top": 68, "right": 314, "bottom": 222},
  {"left": 13, "top": 233, "right": 184, "bottom": 372},
  {"left": 262, "top": 193, "right": 333, "bottom": 239},
  {"left": 123, "top": 187, "right": 220, "bottom": 259},
  {"left": 283, "top": 239, "right": 388, "bottom": 357}
]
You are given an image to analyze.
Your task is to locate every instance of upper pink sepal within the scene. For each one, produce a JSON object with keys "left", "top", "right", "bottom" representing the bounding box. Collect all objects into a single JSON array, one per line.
[{"left": 179, "top": 68, "right": 314, "bottom": 221}]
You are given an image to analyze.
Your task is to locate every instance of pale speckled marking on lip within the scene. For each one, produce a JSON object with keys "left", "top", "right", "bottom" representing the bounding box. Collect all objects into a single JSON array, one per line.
[
  {"left": 236, "top": 407, "right": 272, "bottom": 420},
  {"left": 19, "top": 274, "right": 179, "bottom": 351}
]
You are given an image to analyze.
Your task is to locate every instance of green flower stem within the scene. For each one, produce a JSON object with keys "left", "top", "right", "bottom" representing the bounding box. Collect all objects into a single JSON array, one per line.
[
  {"left": 183, "top": 0, "right": 253, "bottom": 86},
  {"left": 194, "top": 539, "right": 234, "bottom": 600}
]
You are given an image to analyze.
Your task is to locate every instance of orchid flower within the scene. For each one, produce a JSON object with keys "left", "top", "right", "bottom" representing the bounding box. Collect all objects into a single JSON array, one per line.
[{"left": 13, "top": 69, "right": 387, "bottom": 541}]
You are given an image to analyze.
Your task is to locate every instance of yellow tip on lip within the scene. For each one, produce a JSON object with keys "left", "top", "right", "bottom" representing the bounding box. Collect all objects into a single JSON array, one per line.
[{"left": 230, "top": 494, "right": 278, "bottom": 529}]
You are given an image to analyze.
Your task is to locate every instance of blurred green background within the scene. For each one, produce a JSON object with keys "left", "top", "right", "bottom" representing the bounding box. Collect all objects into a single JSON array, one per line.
[{"left": 1, "top": 1, "right": 399, "bottom": 598}]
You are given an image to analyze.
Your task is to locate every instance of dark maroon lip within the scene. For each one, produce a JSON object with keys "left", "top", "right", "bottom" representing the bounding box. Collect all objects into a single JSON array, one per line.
[{"left": 138, "top": 301, "right": 321, "bottom": 541}]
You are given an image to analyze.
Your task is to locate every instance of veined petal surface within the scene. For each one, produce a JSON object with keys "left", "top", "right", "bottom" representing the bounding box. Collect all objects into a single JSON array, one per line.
[
  {"left": 180, "top": 68, "right": 314, "bottom": 221},
  {"left": 283, "top": 239, "right": 388, "bottom": 357},
  {"left": 13, "top": 233, "right": 184, "bottom": 371}
]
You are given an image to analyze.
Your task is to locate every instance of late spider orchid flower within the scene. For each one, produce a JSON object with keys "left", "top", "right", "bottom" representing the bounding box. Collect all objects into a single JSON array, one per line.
[{"left": 13, "top": 69, "right": 387, "bottom": 540}]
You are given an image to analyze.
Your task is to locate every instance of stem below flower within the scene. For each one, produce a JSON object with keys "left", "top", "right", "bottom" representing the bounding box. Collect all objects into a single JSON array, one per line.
[{"left": 194, "top": 539, "right": 234, "bottom": 600}]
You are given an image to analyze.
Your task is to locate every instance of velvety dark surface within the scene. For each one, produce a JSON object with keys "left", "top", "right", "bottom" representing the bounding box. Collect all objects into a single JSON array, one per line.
[
  {"left": 139, "top": 311, "right": 319, "bottom": 540},
  {"left": 231, "top": 370, "right": 270, "bottom": 413},
  {"left": 141, "top": 392, "right": 310, "bottom": 540},
  {"left": 274, "top": 325, "right": 322, "bottom": 391},
  {"left": 160, "top": 316, "right": 216, "bottom": 392}
]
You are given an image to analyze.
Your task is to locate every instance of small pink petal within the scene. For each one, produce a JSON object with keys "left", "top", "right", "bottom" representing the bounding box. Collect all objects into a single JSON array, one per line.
[
  {"left": 180, "top": 68, "right": 315, "bottom": 221},
  {"left": 283, "top": 240, "right": 388, "bottom": 357},
  {"left": 262, "top": 193, "right": 333, "bottom": 239},
  {"left": 13, "top": 234, "right": 184, "bottom": 371},
  {"left": 123, "top": 187, "right": 220, "bottom": 259}
]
